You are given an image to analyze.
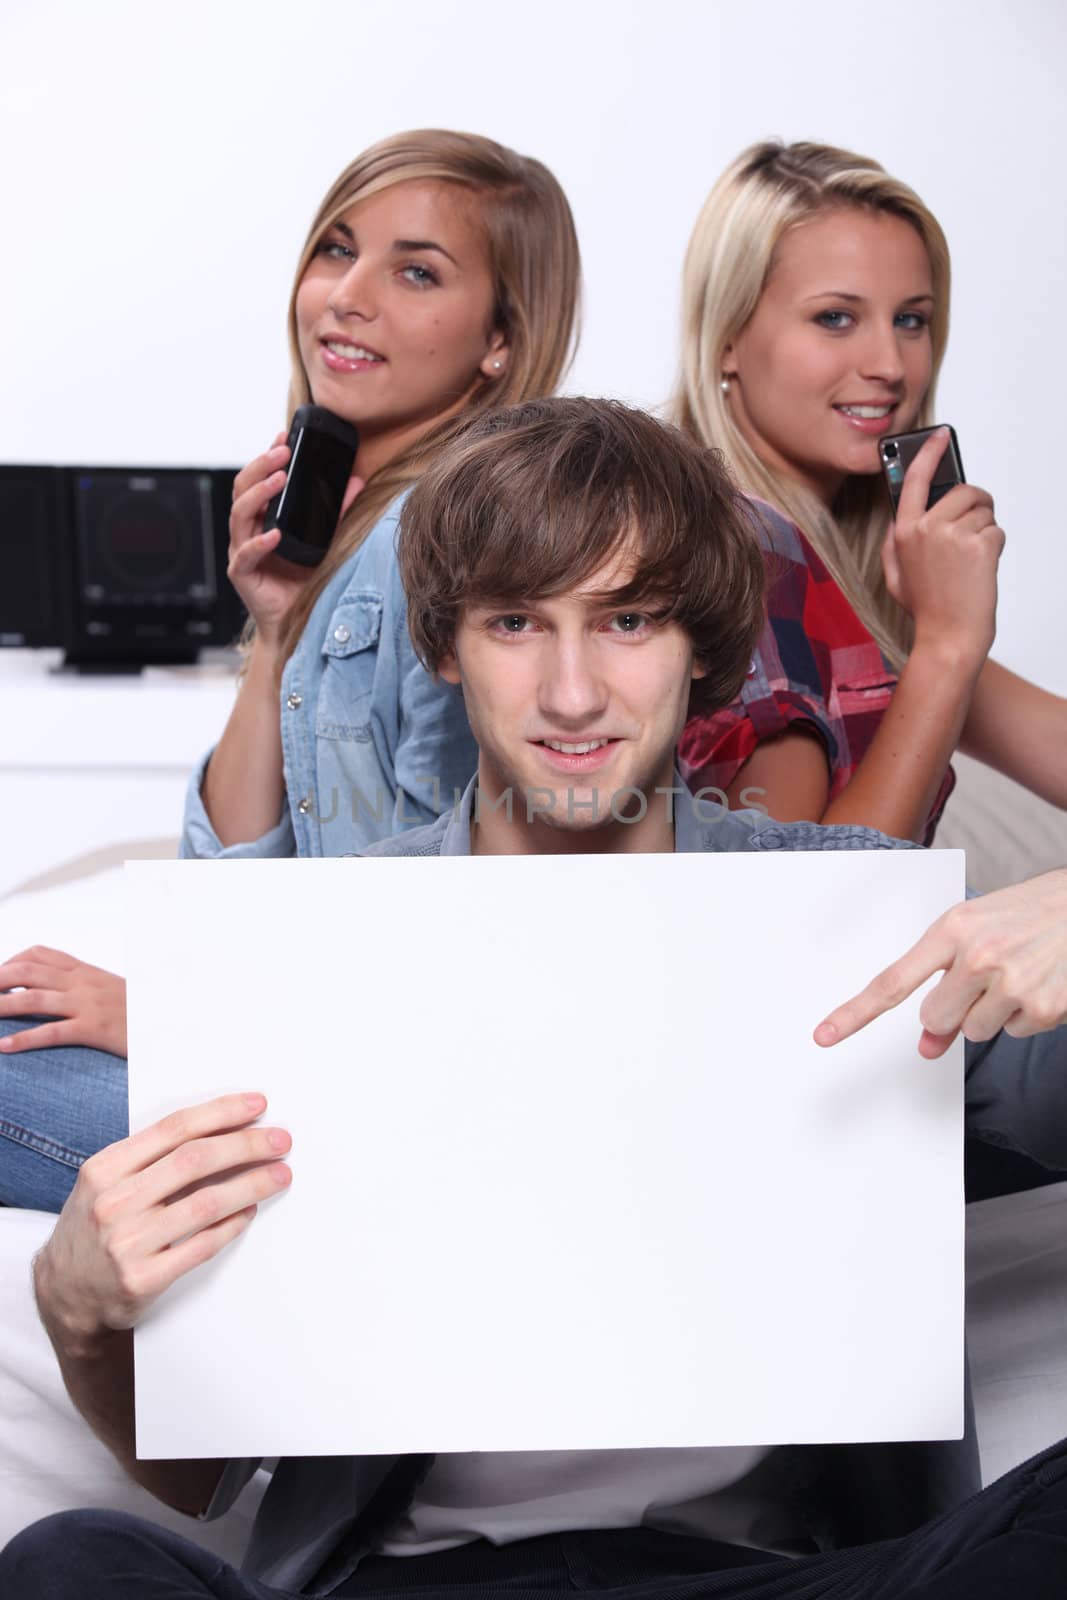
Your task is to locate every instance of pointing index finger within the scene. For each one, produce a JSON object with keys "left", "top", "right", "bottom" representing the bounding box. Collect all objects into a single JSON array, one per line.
[{"left": 813, "top": 924, "right": 955, "bottom": 1046}]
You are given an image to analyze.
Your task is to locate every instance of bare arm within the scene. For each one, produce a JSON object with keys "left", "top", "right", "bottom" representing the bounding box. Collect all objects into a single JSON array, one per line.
[
  {"left": 960, "top": 657, "right": 1067, "bottom": 809},
  {"left": 814, "top": 644, "right": 979, "bottom": 837},
  {"left": 724, "top": 729, "right": 830, "bottom": 821},
  {"left": 32, "top": 1093, "right": 292, "bottom": 1514},
  {"left": 724, "top": 644, "right": 982, "bottom": 840},
  {"left": 200, "top": 437, "right": 303, "bottom": 847},
  {"left": 725, "top": 433, "right": 1004, "bottom": 839},
  {"left": 31, "top": 1287, "right": 224, "bottom": 1515},
  {"left": 200, "top": 438, "right": 362, "bottom": 847},
  {"left": 201, "top": 634, "right": 288, "bottom": 847}
]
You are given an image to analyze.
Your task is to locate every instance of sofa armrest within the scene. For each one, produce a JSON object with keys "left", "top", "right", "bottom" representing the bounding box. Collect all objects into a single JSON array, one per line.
[
  {"left": 935, "top": 753, "right": 1067, "bottom": 893},
  {"left": 0, "top": 1209, "right": 267, "bottom": 1559}
]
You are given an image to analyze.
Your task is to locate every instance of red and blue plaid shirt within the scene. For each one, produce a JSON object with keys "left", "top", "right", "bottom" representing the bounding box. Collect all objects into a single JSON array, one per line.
[{"left": 679, "top": 500, "right": 954, "bottom": 846}]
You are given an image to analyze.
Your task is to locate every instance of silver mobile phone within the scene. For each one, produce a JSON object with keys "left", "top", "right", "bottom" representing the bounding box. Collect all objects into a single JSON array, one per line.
[{"left": 880, "top": 425, "right": 965, "bottom": 513}]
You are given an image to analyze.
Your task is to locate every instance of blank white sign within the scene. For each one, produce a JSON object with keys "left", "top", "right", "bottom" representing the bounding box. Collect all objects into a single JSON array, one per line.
[{"left": 125, "top": 848, "right": 965, "bottom": 1458}]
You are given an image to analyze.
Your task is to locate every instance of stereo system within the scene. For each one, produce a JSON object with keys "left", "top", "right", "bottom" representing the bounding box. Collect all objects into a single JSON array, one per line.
[{"left": 0, "top": 464, "right": 246, "bottom": 671}]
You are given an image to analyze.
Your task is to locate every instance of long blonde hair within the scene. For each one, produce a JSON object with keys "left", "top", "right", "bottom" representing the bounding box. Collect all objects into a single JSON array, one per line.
[
  {"left": 274, "top": 129, "right": 581, "bottom": 661},
  {"left": 675, "top": 140, "right": 951, "bottom": 667}
]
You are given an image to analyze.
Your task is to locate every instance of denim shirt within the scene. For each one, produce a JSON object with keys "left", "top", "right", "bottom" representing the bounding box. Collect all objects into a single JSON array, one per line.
[
  {"left": 365, "top": 770, "right": 912, "bottom": 858},
  {"left": 180, "top": 495, "right": 478, "bottom": 861}
]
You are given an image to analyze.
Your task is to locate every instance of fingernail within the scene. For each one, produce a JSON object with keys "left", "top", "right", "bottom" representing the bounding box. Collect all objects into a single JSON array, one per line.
[
  {"left": 267, "top": 1127, "right": 291, "bottom": 1151},
  {"left": 244, "top": 1092, "right": 266, "bottom": 1109},
  {"left": 813, "top": 1022, "right": 837, "bottom": 1045},
  {"left": 270, "top": 1163, "right": 292, "bottom": 1187},
  {"left": 268, "top": 445, "right": 288, "bottom": 458},
  {"left": 0, "top": 1038, "right": 10, "bottom": 1051}
]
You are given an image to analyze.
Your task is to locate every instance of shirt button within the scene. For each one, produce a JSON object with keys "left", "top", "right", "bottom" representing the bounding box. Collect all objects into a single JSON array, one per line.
[
  {"left": 286, "top": 691, "right": 303, "bottom": 710},
  {"left": 333, "top": 624, "right": 351, "bottom": 644},
  {"left": 297, "top": 797, "right": 312, "bottom": 815}
]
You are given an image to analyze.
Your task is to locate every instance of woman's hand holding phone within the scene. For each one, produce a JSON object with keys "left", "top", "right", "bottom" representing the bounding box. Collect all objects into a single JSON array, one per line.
[
  {"left": 204, "top": 427, "right": 362, "bottom": 848},
  {"left": 881, "top": 429, "right": 1005, "bottom": 667},
  {"left": 228, "top": 432, "right": 363, "bottom": 649}
]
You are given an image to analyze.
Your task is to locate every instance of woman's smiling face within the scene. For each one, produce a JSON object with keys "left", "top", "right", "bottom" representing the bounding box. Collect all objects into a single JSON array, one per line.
[
  {"left": 722, "top": 207, "right": 935, "bottom": 504},
  {"left": 295, "top": 179, "right": 508, "bottom": 476}
]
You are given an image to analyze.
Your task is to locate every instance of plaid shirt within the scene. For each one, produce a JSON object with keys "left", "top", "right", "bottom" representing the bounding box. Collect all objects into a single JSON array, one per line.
[{"left": 679, "top": 500, "right": 954, "bottom": 846}]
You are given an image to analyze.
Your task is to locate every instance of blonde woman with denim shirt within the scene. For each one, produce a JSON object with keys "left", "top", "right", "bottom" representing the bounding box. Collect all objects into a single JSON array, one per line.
[{"left": 0, "top": 128, "right": 580, "bottom": 1211}]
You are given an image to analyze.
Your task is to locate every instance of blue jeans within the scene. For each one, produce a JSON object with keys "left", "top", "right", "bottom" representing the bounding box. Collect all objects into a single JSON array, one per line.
[{"left": 0, "top": 1017, "right": 128, "bottom": 1212}]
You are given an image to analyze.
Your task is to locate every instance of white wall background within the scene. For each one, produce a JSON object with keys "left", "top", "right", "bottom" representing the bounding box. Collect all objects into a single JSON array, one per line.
[{"left": 1, "top": 0, "right": 1064, "bottom": 691}]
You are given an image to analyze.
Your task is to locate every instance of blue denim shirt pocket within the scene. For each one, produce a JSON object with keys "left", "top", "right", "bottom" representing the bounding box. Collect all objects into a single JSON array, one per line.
[{"left": 316, "top": 592, "right": 384, "bottom": 742}]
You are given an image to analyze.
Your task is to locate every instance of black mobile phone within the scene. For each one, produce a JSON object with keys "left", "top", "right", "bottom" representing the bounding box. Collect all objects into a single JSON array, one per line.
[
  {"left": 263, "top": 405, "right": 359, "bottom": 567},
  {"left": 880, "top": 424, "right": 965, "bottom": 514}
]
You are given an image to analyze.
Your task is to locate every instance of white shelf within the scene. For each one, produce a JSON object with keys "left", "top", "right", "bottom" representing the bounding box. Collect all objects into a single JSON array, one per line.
[
  {"left": 0, "top": 649, "right": 240, "bottom": 770},
  {"left": 0, "top": 648, "right": 244, "bottom": 900}
]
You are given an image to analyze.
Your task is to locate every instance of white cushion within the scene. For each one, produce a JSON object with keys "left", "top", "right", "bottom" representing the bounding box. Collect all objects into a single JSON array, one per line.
[
  {"left": 934, "top": 752, "right": 1067, "bottom": 893},
  {"left": 966, "top": 1179, "right": 1067, "bottom": 1483},
  {"left": 0, "top": 1208, "right": 267, "bottom": 1559}
]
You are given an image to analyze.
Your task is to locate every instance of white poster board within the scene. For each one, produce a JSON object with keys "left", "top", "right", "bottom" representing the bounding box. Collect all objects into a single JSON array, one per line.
[{"left": 126, "top": 849, "right": 965, "bottom": 1458}]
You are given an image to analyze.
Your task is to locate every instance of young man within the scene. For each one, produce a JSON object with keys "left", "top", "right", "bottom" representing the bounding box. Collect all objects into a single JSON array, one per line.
[{"left": 5, "top": 399, "right": 1066, "bottom": 1599}]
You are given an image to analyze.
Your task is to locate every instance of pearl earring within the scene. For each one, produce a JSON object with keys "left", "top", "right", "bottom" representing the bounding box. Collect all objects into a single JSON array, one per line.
[
  {"left": 720, "top": 375, "right": 731, "bottom": 393},
  {"left": 492, "top": 360, "right": 503, "bottom": 371}
]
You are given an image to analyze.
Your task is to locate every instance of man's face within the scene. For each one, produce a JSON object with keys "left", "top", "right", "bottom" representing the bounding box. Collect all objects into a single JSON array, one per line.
[{"left": 439, "top": 547, "right": 705, "bottom": 849}]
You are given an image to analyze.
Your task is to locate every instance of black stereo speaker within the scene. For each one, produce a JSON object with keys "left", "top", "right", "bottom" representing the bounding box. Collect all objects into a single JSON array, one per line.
[
  {"left": 0, "top": 467, "right": 68, "bottom": 648},
  {"left": 0, "top": 464, "right": 246, "bottom": 670}
]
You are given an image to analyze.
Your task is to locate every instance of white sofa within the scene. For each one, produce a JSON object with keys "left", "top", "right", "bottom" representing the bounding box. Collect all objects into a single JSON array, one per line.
[
  {"left": 0, "top": 865, "right": 268, "bottom": 1558},
  {"left": 1, "top": 754, "right": 1066, "bottom": 1561}
]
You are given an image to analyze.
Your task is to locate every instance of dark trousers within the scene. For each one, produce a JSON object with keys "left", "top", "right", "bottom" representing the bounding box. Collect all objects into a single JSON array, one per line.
[{"left": 3, "top": 1437, "right": 1067, "bottom": 1599}]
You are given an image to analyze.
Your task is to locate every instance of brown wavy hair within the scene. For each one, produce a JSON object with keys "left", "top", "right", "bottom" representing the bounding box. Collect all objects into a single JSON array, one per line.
[
  {"left": 399, "top": 397, "right": 766, "bottom": 714},
  {"left": 271, "top": 129, "right": 581, "bottom": 663}
]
